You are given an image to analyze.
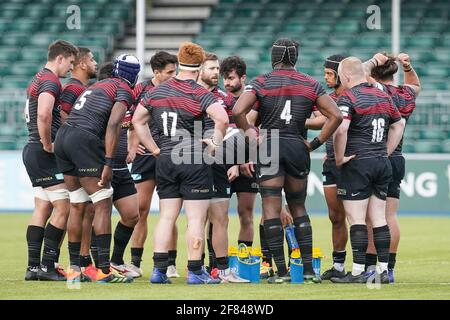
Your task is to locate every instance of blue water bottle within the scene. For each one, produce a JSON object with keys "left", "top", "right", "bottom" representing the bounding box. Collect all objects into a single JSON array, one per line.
[{"left": 285, "top": 224, "right": 299, "bottom": 250}]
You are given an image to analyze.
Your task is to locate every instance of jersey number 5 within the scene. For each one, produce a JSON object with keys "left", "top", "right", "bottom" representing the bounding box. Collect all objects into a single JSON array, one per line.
[
  {"left": 371, "top": 118, "right": 385, "bottom": 142},
  {"left": 161, "top": 111, "right": 178, "bottom": 136},
  {"left": 74, "top": 90, "right": 92, "bottom": 110},
  {"left": 280, "top": 100, "right": 292, "bottom": 124}
]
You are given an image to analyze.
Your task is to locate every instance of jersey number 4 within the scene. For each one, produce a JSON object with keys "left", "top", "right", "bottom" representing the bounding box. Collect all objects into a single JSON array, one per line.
[
  {"left": 161, "top": 111, "right": 178, "bottom": 136},
  {"left": 280, "top": 100, "right": 292, "bottom": 124},
  {"left": 371, "top": 118, "right": 385, "bottom": 142},
  {"left": 74, "top": 90, "right": 92, "bottom": 110}
]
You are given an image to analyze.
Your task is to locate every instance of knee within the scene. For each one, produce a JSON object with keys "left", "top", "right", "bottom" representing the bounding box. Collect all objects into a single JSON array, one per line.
[
  {"left": 329, "top": 209, "right": 346, "bottom": 226},
  {"left": 239, "top": 213, "right": 253, "bottom": 229}
]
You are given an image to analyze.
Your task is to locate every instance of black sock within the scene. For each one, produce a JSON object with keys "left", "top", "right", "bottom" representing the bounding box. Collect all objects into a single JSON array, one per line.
[
  {"left": 238, "top": 240, "right": 253, "bottom": 247},
  {"left": 264, "top": 218, "right": 287, "bottom": 276},
  {"left": 373, "top": 225, "right": 391, "bottom": 265},
  {"left": 56, "top": 248, "right": 61, "bottom": 264},
  {"left": 207, "top": 223, "right": 216, "bottom": 269},
  {"left": 201, "top": 253, "right": 206, "bottom": 267},
  {"left": 168, "top": 250, "right": 177, "bottom": 266},
  {"left": 131, "top": 248, "right": 144, "bottom": 268},
  {"left": 26, "top": 225, "right": 45, "bottom": 268},
  {"left": 80, "top": 255, "right": 93, "bottom": 268},
  {"left": 111, "top": 222, "right": 134, "bottom": 265},
  {"left": 365, "top": 253, "right": 378, "bottom": 271},
  {"left": 68, "top": 242, "right": 81, "bottom": 267},
  {"left": 388, "top": 253, "right": 397, "bottom": 270},
  {"left": 332, "top": 251, "right": 346, "bottom": 265},
  {"left": 153, "top": 252, "right": 169, "bottom": 274},
  {"left": 90, "top": 229, "right": 99, "bottom": 267},
  {"left": 293, "top": 216, "right": 313, "bottom": 274},
  {"left": 216, "top": 256, "right": 229, "bottom": 270},
  {"left": 350, "top": 224, "right": 368, "bottom": 266},
  {"left": 96, "top": 234, "right": 112, "bottom": 274},
  {"left": 260, "top": 224, "right": 272, "bottom": 266},
  {"left": 41, "top": 223, "right": 65, "bottom": 269},
  {"left": 188, "top": 259, "right": 203, "bottom": 275}
]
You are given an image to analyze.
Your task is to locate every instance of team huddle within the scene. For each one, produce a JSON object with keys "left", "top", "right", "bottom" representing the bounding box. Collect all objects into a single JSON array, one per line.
[{"left": 22, "top": 37, "right": 420, "bottom": 285}]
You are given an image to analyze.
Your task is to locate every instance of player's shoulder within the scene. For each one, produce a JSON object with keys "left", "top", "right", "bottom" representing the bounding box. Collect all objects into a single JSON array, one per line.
[
  {"left": 63, "top": 78, "right": 85, "bottom": 91},
  {"left": 39, "top": 68, "right": 60, "bottom": 84}
]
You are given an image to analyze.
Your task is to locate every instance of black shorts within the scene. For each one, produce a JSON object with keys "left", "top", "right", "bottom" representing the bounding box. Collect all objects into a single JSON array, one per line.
[
  {"left": 211, "top": 164, "right": 232, "bottom": 198},
  {"left": 131, "top": 154, "right": 156, "bottom": 183},
  {"left": 22, "top": 142, "right": 65, "bottom": 188},
  {"left": 257, "top": 138, "right": 310, "bottom": 182},
  {"left": 112, "top": 168, "right": 137, "bottom": 202},
  {"left": 155, "top": 154, "right": 213, "bottom": 200},
  {"left": 387, "top": 156, "right": 405, "bottom": 199},
  {"left": 231, "top": 174, "right": 259, "bottom": 194},
  {"left": 337, "top": 157, "right": 392, "bottom": 201},
  {"left": 54, "top": 124, "right": 104, "bottom": 178},
  {"left": 322, "top": 159, "right": 340, "bottom": 186}
]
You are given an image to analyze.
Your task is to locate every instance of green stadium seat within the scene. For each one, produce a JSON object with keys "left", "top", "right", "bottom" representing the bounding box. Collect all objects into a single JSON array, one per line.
[
  {"left": 21, "top": 47, "right": 48, "bottom": 63},
  {"left": 0, "top": 48, "right": 21, "bottom": 63},
  {"left": 413, "top": 140, "right": 443, "bottom": 153},
  {"left": 1, "top": 76, "right": 30, "bottom": 89},
  {"left": 282, "top": 22, "right": 308, "bottom": 33},
  {"left": 434, "top": 49, "right": 450, "bottom": 63},
  {"left": 419, "top": 128, "right": 446, "bottom": 140},
  {"left": 246, "top": 33, "right": 274, "bottom": 48},
  {"left": 408, "top": 112, "right": 428, "bottom": 126},
  {"left": 30, "top": 33, "right": 58, "bottom": 47},
  {"left": 0, "top": 8, "right": 23, "bottom": 19},
  {"left": 0, "top": 63, "right": 12, "bottom": 76},
  {"left": 215, "top": 34, "right": 245, "bottom": 49},
  {"left": 11, "top": 63, "right": 40, "bottom": 77},
  {"left": 443, "top": 140, "right": 450, "bottom": 153},
  {"left": 401, "top": 142, "right": 415, "bottom": 153},
  {"left": 335, "top": 21, "right": 360, "bottom": 33},
  {"left": 1, "top": 32, "right": 29, "bottom": 46},
  {"left": 426, "top": 65, "right": 449, "bottom": 78},
  {"left": 21, "top": 5, "right": 50, "bottom": 18},
  {"left": 0, "top": 139, "right": 17, "bottom": 150},
  {"left": 407, "top": 36, "right": 437, "bottom": 48},
  {"left": 0, "top": 19, "right": 12, "bottom": 32},
  {"left": 8, "top": 19, "right": 40, "bottom": 33}
]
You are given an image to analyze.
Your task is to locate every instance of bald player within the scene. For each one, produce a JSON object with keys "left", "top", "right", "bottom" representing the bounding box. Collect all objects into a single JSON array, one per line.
[{"left": 331, "top": 57, "right": 404, "bottom": 284}]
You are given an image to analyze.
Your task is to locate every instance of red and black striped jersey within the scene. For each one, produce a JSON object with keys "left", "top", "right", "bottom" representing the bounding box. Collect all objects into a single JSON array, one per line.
[
  {"left": 25, "top": 68, "right": 62, "bottom": 143},
  {"left": 59, "top": 78, "right": 86, "bottom": 114},
  {"left": 204, "top": 86, "right": 236, "bottom": 131},
  {"left": 67, "top": 77, "right": 134, "bottom": 139},
  {"left": 133, "top": 79, "right": 160, "bottom": 155},
  {"left": 376, "top": 83, "right": 417, "bottom": 157},
  {"left": 245, "top": 68, "right": 326, "bottom": 139},
  {"left": 133, "top": 79, "right": 155, "bottom": 105},
  {"left": 337, "top": 83, "right": 401, "bottom": 160},
  {"left": 325, "top": 91, "right": 340, "bottom": 160},
  {"left": 141, "top": 77, "right": 217, "bottom": 156}
]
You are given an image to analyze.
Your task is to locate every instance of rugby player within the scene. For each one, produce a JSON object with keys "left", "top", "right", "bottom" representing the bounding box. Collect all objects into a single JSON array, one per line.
[
  {"left": 364, "top": 52, "right": 421, "bottom": 282},
  {"left": 233, "top": 38, "right": 343, "bottom": 283},
  {"left": 23, "top": 40, "right": 78, "bottom": 281},
  {"left": 54, "top": 54, "right": 140, "bottom": 283},
  {"left": 127, "top": 51, "right": 179, "bottom": 278},
  {"left": 330, "top": 57, "right": 405, "bottom": 284},
  {"left": 132, "top": 42, "right": 228, "bottom": 284}
]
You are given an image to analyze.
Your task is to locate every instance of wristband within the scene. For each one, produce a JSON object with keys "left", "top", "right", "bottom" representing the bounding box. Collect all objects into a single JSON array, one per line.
[
  {"left": 105, "top": 157, "right": 114, "bottom": 167},
  {"left": 309, "top": 137, "right": 323, "bottom": 151},
  {"left": 403, "top": 66, "right": 412, "bottom": 72}
]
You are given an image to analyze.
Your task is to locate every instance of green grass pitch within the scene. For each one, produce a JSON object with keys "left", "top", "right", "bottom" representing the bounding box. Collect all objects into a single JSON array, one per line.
[{"left": 1, "top": 213, "right": 449, "bottom": 300}]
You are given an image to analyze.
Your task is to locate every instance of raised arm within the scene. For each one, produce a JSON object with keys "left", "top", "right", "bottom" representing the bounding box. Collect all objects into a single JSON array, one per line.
[{"left": 398, "top": 53, "right": 421, "bottom": 96}]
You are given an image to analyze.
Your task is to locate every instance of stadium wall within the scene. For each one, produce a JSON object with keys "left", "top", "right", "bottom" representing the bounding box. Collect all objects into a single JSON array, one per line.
[{"left": 1, "top": 151, "right": 448, "bottom": 214}]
